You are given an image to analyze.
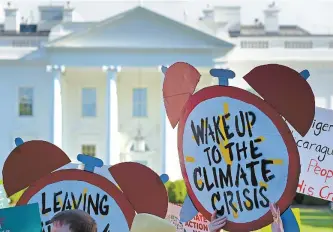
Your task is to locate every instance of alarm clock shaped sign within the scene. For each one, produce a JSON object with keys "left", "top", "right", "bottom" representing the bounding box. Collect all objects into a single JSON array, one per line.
[
  {"left": 162, "top": 63, "right": 315, "bottom": 231},
  {"left": 2, "top": 139, "right": 170, "bottom": 232}
]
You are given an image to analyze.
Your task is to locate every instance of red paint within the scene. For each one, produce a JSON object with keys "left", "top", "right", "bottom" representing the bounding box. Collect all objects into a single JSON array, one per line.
[{"left": 307, "top": 159, "right": 333, "bottom": 183}]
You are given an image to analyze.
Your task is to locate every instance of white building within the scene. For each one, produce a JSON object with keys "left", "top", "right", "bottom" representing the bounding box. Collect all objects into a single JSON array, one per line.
[
  {"left": 0, "top": 2, "right": 332, "bottom": 181},
  {"left": 203, "top": 3, "right": 333, "bottom": 108}
]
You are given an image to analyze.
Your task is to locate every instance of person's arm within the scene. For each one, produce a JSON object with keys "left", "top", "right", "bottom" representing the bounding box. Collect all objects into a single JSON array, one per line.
[
  {"left": 208, "top": 211, "right": 227, "bottom": 232},
  {"left": 270, "top": 203, "right": 284, "bottom": 232}
]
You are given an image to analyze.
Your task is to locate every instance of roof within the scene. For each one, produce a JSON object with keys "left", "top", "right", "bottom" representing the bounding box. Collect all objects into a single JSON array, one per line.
[
  {"left": 0, "top": 30, "right": 50, "bottom": 37},
  {"left": 46, "top": 6, "right": 234, "bottom": 48},
  {"left": 229, "top": 25, "right": 313, "bottom": 37},
  {"left": 0, "top": 3, "right": 331, "bottom": 40},
  {"left": 218, "top": 48, "right": 333, "bottom": 62}
]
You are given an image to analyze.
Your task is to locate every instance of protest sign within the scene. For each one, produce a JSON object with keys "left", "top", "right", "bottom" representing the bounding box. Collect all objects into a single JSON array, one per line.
[
  {"left": 3, "top": 139, "right": 170, "bottom": 232},
  {"left": 291, "top": 107, "right": 333, "bottom": 201},
  {"left": 0, "top": 203, "right": 42, "bottom": 232},
  {"left": 18, "top": 170, "right": 133, "bottom": 232},
  {"left": 163, "top": 63, "right": 314, "bottom": 231},
  {"left": 179, "top": 91, "right": 299, "bottom": 230},
  {"left": 166, "top": 203, "right": 209, "bottom": 232}
]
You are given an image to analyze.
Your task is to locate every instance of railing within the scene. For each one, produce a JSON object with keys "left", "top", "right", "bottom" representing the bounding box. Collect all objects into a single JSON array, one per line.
[
  {"left": 240, "top": 40, "right": 333, "bottom": 49},
  {"left": 240, "top": 41, "right": 269, "bottom": 49},
  {"left": 11, "top": 39, "right": 43, "bottom": 47}
]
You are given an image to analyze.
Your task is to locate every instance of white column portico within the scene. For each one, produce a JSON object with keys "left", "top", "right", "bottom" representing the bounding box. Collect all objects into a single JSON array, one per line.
[
  {"left": 102, "top": 65, "right": 121, "bottom": 165},
  {"left": 47, "top": 65, "right": 65, "bottom": 148},
  {"left": 159, "top": 65, "right": 167, "bottom": 175},
  {"left": 159, "top": 65, "right": 179, "bottom": 179}
]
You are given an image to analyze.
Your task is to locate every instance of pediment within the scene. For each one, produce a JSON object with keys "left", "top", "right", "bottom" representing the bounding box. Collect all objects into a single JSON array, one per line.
[{"left": 48, "top": 7, "right": 233, "bottom": 49}]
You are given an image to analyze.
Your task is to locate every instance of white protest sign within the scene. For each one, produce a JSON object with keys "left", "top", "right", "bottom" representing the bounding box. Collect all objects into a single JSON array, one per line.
[
  {"left": 291, "top": 107, "right": 333, "bottom": 201},
  {"left": 166, "top": 203, "right": 209, "bottom": 232}
]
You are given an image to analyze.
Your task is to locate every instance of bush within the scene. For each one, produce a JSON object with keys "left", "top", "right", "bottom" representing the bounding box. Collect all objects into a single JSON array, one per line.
[
  {"left": 3, "top": 179, "right": 330, "bottom": 207},
  {"left": 293, "top": 193, "right": 305, "bottom": 204},
  {"left": 166, "top": 180, "right": 329, "bottom": 206},
  {"left": 301, "top": 195, "right": 329, "bottom": 206},
  {"left": 165, "top": 180, "right": 187, "bottom": 204}
]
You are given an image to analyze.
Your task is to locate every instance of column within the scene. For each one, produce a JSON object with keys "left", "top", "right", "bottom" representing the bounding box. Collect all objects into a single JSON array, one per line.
[
  {"left": 159, "top": 65, "right": 180, "bottom": 180},
  {"left": 47, "top": 65, "right": 65, "bottom": 148},
  {"left": 103, "top": 65, "right": 121, "bottom": 165},
  {"left": 159, "top": 65, "right": 167, "bottom": 175}
]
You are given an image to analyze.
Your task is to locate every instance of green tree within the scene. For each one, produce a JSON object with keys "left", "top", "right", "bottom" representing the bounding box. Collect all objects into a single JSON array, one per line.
[
  {"left": 165, "top": 180, "right": 187, "bottom": 204},
  {"left": 165, "top": 180, "right": 329, "bottom": 206},
  {"left": 165, "top": 181, "right": 177, "bottom": 203}
]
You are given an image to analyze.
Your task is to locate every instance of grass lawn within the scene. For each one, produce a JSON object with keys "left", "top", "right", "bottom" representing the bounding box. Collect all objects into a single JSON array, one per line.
[{"left": 300, "top": 208, "right": 333, "bottom": 232}]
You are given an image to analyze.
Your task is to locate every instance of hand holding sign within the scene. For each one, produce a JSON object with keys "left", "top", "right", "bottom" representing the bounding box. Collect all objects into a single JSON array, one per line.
[
  {"left": 270, "top": 203, "right": 284, "bottom": 232},
  {"left": 208, "top": 211, "right": 227, "bottom": 232}
]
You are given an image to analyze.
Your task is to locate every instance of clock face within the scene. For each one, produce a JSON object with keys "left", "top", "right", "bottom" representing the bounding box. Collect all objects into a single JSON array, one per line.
[
  {"left": 178, "top": 86, "right": 300, "bottom": 231},
  {"left": 18, "top": 170, "right": 135, "bottom": 232}
]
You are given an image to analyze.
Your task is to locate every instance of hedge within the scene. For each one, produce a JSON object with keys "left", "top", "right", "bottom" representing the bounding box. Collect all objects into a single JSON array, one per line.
[
  {"left": 165, "top": 180, "right": 330, "bottom": 206},
  {"left": 1, "top": 179, "right": 329, "bottom": 206}
]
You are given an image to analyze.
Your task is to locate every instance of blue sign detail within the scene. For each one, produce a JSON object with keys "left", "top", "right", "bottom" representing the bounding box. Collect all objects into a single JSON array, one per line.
[
  {"left": 209, "top": 68, "right": 235, "bottom": 86},
  {"left": 281, "top": 207, "right": 300, "bottom": 232},
  {"left": 77, "top": 154, "right": 104, "bottom": 173},
  {"left": 161, "top": 66, "right": 168, "bottom": 75},
  {"left": 0, "top": 203, "right": 42, "bottom": 231},
  {"left": 160, "top": 174, "right": 169, "bottom": 184},
  {"left": 299, "top": 70, "right": 310, "bottom": 80},
  {"left": 180, "top": 194, "right": 199, "bottom": 223},
  {"left": 14, "top": 137, "right": 24, "bottom": 147}
]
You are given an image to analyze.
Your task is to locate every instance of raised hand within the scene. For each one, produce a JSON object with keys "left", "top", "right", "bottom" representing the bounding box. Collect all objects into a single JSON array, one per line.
[
  {"left": 270, "top": 203, "right": 284, "bottom": 232},
  {"left": 208, "top": 211, "right": 227, "bottom": 232}
]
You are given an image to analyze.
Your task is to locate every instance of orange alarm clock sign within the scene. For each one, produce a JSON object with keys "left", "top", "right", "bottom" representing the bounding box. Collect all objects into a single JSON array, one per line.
[
  {"left": 18, "top": 169, "right": 134, "bottom": 232},
  {"left": 162, "top": 63, "right": 315, "bottom": 231},
  {"left": 2, "top": 139, "right": 169, "bottom": 232}
]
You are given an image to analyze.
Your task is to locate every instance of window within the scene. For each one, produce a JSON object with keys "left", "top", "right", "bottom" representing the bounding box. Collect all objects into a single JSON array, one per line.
[
  {"left": 132, "top": 88, "right": 147, "bottom": 117},
  {"left": 284, "top": 41, "right": 313, "bottom": 49},
  {"left": 240, "top": 41, "right": 269, "bottom": 49},
  {"left": 18, "top": 87, "right": 33, "bottom": 116},
  {"left": 82, "top": 88, "right": 97, "bottom": 117},
  {"left": 81, "top": 145, "right": 96, "bottom": 157},
  {"left": 133, "top": 160, "right": 148, "bottom": 167}
]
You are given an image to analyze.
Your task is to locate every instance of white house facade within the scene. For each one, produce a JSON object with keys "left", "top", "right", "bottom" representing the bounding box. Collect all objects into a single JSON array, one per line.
[
  {"left": 201, "top": 4, "right": 333, "bottom": 109},
  {"left": 0, "top": 2, "right": 332, "bottom": 181},
  {"left": 0, "top": 3, "right": 233, "bottom": 180}
]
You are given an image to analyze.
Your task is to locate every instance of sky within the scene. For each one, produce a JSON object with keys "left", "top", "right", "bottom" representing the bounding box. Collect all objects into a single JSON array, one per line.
[{"left": 0, "top": 0, "right": 333, "bottom": 34}]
